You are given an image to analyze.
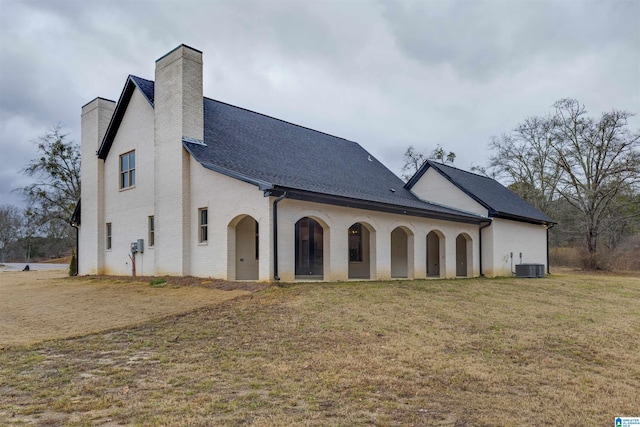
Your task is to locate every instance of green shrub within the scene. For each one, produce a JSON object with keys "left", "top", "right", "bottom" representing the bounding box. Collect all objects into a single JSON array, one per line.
[
  {"left": 149, "top": 278, "right": 167, "bottom": 287},
  {"left": 69, "top": 250, "right": 77, "bottom": 276}
]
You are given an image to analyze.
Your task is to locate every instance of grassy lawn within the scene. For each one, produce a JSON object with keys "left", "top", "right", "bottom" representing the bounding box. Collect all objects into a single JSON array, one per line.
[
  {"left": 0, "top": 270, "right": 252, "bottom": 346},
  {"left": 1, "top": 272, "right": 639, "bottom": 425}
]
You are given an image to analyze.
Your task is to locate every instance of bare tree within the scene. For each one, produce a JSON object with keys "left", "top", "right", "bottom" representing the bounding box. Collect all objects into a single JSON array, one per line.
[
  {"left": 550, "top": 99, "right": 640, "bottom": 269},
  {"left": 401, "top": 145, "right": 426, "bottom": 181},
  {"left": 401, "top": 145, "right": 456, "bottom": 181},
  {"left": 18, "top": 125, "right": 80, "bottom": 246},
  {"left": 487, "top": 99, "right": 640, "bottom": 269},
  {"left": 430, "top": 144, "right": 456, "bottom": 165},
  {"left": 487, "top": 115, "right": 563, "bottom": 213},
  {"left": 0, "top": 204, "right": 24, "bottom": 263}
]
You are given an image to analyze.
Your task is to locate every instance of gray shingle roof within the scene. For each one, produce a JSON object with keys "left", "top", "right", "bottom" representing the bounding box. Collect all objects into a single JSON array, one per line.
[
  {"left": 100, "top": 76, "right": 485, "bottom": 223},
  {"left": 131, "top": 75, "right": 154, "bottom": 105},
  {"left": 407, "top": 160, "right": 555, "bottom": 224},
  {"left": 188, "top": 98, "right": 487, "bottom": 221}
]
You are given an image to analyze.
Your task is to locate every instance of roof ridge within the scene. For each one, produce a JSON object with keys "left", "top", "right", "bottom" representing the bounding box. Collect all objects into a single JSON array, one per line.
[
  {"left": 428, "top": 159, "right": 494, "bottom": 181},
  {"left": 129, "top": 74, "right": 153, "bottom": 83},
  {"left": 121, "top": 77, "right": 360, "bottom": 146}
]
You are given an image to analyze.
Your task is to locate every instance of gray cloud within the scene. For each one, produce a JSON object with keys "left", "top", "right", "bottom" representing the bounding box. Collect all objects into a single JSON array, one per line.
[
  {"left": 1, "top": 0, "right": 638, "bottom": 209},
  {"left": 381, "top": 0, "right": 639, "bottom": 80}
]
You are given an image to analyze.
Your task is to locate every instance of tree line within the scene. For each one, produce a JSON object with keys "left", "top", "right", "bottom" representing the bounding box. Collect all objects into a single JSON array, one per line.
[
  {"left": 404, "top": 98, "right": 640, "bottom": 270},
  {"left": 0, "top": 125, "right": 79, "bottom": 263}
]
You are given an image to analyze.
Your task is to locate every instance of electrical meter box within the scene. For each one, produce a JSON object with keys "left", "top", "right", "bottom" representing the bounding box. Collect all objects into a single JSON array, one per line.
[{"left": 130, "top": 239, "right": 144, "bottom": 253}]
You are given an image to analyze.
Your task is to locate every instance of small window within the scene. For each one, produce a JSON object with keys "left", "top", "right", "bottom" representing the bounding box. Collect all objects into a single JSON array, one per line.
[
  {"left": 148, "top": 216, "right": 155, "bottom": 247},
  {"left": 349, "top": 223, "right": 362, "bottom": 262},
  {"left": 120, "top": 151, "right": 136, "bottom": 189},
  {"left": 199, "top": 208, "right": 208, "bottom": 243},
  {"left": 106, "top": 223, "right": 112, "bottom": 250}
]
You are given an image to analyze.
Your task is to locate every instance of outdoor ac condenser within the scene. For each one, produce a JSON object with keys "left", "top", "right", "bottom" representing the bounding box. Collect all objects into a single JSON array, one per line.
[{"left": 515, "top": 263, "right": 545, "bottom": 278}]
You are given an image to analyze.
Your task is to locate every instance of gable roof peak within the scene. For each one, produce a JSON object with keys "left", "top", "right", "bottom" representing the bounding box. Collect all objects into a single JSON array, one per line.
[
  {"left": 97, "top": 75, "right": 155, "bottom": 159},
  {"left": 426, "top": 159, "right": 489, "bottom": 179},
  {"left": 411, "top": 159, "right": 554, "bottom": 225}
]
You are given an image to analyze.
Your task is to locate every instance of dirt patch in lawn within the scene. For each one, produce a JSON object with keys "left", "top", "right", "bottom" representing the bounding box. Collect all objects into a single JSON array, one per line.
[{"left": 0, "top": 269, "right": 261, "bottom": 347}]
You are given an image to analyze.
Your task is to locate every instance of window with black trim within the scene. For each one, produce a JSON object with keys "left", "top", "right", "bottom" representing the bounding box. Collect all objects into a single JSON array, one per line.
[
  {"left": 106, "top": 222, "right": 112, "bottom": 250},
  {"left": 120, "top": 151, "right": 136, "bottom": 189},
  {"left": 199, "top": 208, "right": 208, "bottom": 243},
  {"left": 148, "top": 216, "right": 155, "bottom": 247}
]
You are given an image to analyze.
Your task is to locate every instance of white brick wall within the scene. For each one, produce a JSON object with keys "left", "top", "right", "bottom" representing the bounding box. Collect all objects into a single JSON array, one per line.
[
  {"left": 188, "top": 163, "right": 270, "bottom": 280},
  {"left": 154, "top": 45, "right": 203, "bottom": 275},
  {"left": 189, "top": 161, "right": 483, "bottom": 282},
  {"left": 410, "top": 167, "right": 488, "bottom": 216},
  {"left": 79, "top": 97, "right": 115, "bottom": 275},
  {"left": 103, "top": 89, "right": 155, "bottom": 275},
  {"left": 484, "top": 218, "right": 548, "bottom": 277}
]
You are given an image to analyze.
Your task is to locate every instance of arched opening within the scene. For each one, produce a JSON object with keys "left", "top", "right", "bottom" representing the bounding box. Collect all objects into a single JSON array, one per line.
[
  {"left": 295, "top": 217, "right": 324, "bottom": 279},
  {"left": 228, "top": 215, "right": 259, "bottom": 280},
  {"left": 456, "top": 233, "right": 472, "bottom": 277},
  {"left": 348, "top": 222, "right": 375, "bottom": 279},
  {"left": 391, "top": 226, "right": 411, "bottom": 278},
  {"left": 427, "top": 230, "right": 444, "bottom": 277}
]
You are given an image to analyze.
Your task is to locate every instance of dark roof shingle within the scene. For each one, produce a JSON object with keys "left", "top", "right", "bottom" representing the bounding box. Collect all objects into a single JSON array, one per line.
[
  {"left": 100, "top": 76, "right": 486, "bottom": 223},
  {"left": 185, "top": 98, "right": 483, "bottom": 220},
  {"left": 130, "top": 76, "right": 154, "bottom": 105}
]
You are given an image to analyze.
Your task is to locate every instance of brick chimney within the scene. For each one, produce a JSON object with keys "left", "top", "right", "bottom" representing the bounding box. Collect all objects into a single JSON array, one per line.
[
  {"left": 80, "top": 97, "right": 116, "bottom": 274},
  {"left": 153, "top": 44, "right": 204, "bottom": 275}
]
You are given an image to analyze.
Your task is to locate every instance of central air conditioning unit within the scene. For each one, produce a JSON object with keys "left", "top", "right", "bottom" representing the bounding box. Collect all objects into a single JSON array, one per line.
[{"left": 515, "top": 263, "right": 545, "bottom": 278}]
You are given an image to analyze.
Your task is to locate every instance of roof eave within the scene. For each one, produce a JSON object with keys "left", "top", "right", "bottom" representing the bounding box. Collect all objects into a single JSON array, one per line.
[
  {"left": 183, "top": 141, "right": 274, "bottom": 190},
  {"left": 266, "top": 187, "right": 486, "bottom": 224},
  {"left": 404, "top": 161, "right": 429, "bottom": 189},
  {"left": 490, "top": 211, "right": 556, "bottom": 226}
]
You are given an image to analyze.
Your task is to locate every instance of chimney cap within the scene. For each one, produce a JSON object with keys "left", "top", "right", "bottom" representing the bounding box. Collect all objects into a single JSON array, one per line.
[{"left": 156, "top": 44, "right": 202, "bottom": 63}]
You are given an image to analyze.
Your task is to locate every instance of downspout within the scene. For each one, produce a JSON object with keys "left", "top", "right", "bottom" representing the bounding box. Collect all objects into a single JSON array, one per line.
[
  {"left": 272, "top": 192, "right": 287, "bottom": 281},
  {"left": 69, "top": 222, "right": 79, "bottom": 276},
  {"left": 478, "top": 220, "right": 492, "bottom": 277},
  {"left": 546, "top": 223, "right": 555, "bottom": 275}
]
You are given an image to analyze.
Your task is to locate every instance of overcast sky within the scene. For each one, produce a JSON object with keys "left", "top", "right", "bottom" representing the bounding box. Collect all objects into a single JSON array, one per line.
[{"left": 1, "top": 0, "right": 638, "bottom": 208}]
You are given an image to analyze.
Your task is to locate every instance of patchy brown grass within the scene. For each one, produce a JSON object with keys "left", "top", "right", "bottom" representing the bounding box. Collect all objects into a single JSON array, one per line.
[
  {"left": 1, "top": 272, "right": 639, "bottom": 425},
  {"left": 0, "top": 270, "right": 254, "bottom": 347}
]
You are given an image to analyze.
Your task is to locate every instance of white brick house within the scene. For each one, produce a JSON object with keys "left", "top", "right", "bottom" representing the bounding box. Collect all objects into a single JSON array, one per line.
[{"left": 73, "top": 44, "right": 554, "bottom": 281}]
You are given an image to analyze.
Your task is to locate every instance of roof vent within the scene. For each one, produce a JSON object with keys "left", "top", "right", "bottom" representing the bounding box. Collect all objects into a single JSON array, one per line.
[{"left": 390, "top": 188, "right": 396, "bottom": 193}]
